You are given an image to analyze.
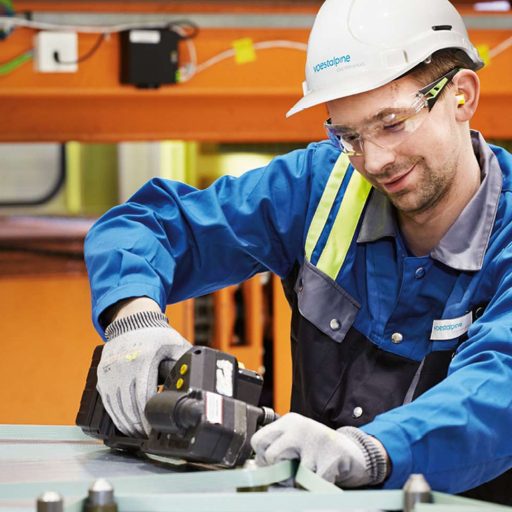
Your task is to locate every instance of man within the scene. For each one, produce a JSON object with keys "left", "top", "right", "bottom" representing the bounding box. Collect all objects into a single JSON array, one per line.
[{"left": 84, "top": 0, "right": 512, "bottom": 504}]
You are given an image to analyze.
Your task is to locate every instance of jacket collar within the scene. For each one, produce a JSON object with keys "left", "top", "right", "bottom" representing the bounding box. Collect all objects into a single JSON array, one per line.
[{"left": 357, "top": 131, "right": 502, "bottom": 271}]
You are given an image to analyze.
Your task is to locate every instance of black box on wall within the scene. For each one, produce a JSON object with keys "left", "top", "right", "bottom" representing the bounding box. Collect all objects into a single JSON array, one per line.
[{"left": 120, "top": 28, "right": 180, "bottom": 88}]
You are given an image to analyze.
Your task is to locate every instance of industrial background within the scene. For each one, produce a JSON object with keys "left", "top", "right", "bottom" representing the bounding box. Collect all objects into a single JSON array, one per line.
[{"left": 0, "top": 0, "right": 511, "bottom": 427}]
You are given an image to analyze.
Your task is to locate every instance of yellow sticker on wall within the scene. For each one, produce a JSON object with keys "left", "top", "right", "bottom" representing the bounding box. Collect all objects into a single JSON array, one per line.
[{"left": 232, "top": 38, "right": 256, "bottom": 64}]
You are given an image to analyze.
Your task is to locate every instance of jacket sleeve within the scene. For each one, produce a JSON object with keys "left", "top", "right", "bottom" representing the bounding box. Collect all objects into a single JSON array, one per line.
[
  {"left": 361, "top": 244, "right": 512, "bottom": 493},
  {"left": 84, "top": 146, "right": 318, "bottom": 336}
]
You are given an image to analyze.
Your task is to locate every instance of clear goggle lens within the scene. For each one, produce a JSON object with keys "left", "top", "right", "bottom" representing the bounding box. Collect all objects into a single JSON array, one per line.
[{"left": 325, "top": 94, "right": 428, "bottom": 156}]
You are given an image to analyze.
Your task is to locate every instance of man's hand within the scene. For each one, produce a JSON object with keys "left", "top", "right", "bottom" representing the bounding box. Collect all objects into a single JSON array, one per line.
[
  {"left": 251, "top": 412, "right": 389, "bottom": 487},
  {"left": 97, "top": 305, "right": 192, "bottom": 437}
]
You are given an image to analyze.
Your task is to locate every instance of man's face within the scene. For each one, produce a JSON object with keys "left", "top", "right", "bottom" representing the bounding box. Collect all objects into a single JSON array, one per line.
[{"left": 327, "top": 76, "right": 461, "bottom": 216}]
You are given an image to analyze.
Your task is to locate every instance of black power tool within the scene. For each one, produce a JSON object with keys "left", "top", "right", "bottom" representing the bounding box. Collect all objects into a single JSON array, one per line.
[{"left": 76, "top": 345, "right": 278, "bottom": 467}]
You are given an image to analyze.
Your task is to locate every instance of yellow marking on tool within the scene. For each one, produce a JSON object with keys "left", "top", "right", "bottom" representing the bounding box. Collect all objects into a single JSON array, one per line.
[
  {"left": 179, "top": 364, "right": 188, "bottom": 375},
  {"left": 125, "top": 351, "right": 140, "bottom": 362},
  {"left": 176, "top": 378, "right": 184, "bottom": 390}
]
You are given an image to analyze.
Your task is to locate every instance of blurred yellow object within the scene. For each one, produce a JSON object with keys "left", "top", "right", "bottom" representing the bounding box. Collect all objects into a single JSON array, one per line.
[
  {"left": 198, "top": 151, "right": 275, "bottom": 187},
  {"left": 476, "top": 44, "right": 490, "bottom": 66},
  {"left": 65, "top": 142, "right": 118, "bottom": 216},
  {"left": 232, "top": 38, "right": 257, "bottom": 64},
  {"left": 118, "top": 141, "right": 198, "bottom": 202}
]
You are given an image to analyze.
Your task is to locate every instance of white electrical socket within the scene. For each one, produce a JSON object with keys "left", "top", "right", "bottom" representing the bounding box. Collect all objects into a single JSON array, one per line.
[{"left": 34, "top": 31, "right": 78, "bottom": 73}]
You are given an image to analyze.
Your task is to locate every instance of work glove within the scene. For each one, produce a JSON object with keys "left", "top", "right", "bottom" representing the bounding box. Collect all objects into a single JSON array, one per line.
[
  {"left": 97, "top": 310, "right": 192, "bottom": 438},
  {"left": 251, "top": 412, "right": 388, "bottom": 488}
]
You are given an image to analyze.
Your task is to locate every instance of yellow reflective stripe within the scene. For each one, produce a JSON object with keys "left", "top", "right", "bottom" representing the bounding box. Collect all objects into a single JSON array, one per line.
[
  {"left": 304, "top": 153, "right": 351, "bottom": 261},
  {"left": 316, "top": 171, "right": 372, "bottom": 279}
]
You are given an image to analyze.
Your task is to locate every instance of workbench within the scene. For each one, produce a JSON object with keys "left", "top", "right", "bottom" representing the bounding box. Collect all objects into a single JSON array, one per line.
[{"left": 1, "top": 425, "right": 509, "bottom": 512}]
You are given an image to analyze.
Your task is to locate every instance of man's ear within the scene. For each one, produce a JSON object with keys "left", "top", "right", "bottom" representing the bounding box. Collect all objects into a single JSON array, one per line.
[{"left": 452, "top": 69, "right": 480, "bottom": 122}]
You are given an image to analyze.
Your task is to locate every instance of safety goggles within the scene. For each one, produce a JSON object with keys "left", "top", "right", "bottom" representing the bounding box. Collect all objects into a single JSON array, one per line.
[{"left": 325, "top": 67, "right": 460, "bottom": 157}]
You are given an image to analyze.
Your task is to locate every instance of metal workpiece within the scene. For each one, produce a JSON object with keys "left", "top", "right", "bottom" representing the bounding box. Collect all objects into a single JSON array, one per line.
[
  {"left": 237, "top": 459, "right": 270, "bottom": 492},
  {"left": 36, "top": 491, "right": 64, "bottom": 512},
  {"left": 403, "top": 473, "right": 433, "bottom": 512},
  {"left": 84, "top": 479, "right": 117, "bottom": 512},
  {"left": 2, "top": 426, "right": 509, "bottom": 511}
]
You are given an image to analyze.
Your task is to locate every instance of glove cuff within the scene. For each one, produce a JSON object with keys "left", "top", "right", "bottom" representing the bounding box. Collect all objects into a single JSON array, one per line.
[
  {"left": 105, "top": 310, "right": 169, "bottom": 340},
  {"left": 339, "top": 426, "right": 388, "bottom": 485}
]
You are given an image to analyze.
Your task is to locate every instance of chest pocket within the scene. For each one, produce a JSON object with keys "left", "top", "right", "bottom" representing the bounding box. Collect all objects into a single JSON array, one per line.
[
  {"left": 289, "top": 259, "right": 423, "bottom": 426},
  {"left": 296, "top": 260, "right": 359, "bottom": 343}
]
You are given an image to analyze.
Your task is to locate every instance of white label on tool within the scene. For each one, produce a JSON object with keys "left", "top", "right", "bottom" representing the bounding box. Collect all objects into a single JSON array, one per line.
[
  {"left": 216, "top": 359, "right": 234, "bottom": 397},
  {"left": 430, "top": 311, "right": 473, "bottom": 340},
  {"left": 205, "top": 391, "right": 223, "bottom": 424},
  {"left": 129, "top": 30, "right": 161, "bottom": 44}
]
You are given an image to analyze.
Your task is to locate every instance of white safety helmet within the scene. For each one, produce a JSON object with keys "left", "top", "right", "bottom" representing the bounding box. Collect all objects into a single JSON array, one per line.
[{"left": 287, "top": 0, "right": 483, "bottom": 117}]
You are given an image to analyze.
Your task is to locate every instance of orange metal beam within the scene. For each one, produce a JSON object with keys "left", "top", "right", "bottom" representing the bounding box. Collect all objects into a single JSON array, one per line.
[
  {"left": 0, "top": 18, "right": 511, "bottom": 142},
  {"left": 12, "top": 1, "right": 321, "bottom": 14},
  {"left": 1, "top": 27, "right": 316, "bottom": 142},
  {"left": 12, "top": 0, "right": 511, "bottom": 11}
]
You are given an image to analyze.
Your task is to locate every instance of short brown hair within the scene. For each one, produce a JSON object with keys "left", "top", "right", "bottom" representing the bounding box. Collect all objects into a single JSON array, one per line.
[{"left": 406, "top": 48, "right": 479, "bottom": 87}]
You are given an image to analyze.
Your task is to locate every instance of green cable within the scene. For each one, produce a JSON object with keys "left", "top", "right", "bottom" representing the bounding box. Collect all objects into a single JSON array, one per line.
[
  {"left": 0, "top": 0, "right": 14, "bottom": 10},
  {"left": 0, "top": 50, "right": 32, "bottom": 75}
]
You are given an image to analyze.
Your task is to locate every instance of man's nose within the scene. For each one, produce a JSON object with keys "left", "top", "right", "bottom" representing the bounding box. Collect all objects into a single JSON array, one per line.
[{"left": 362, "top": 139, "right": 397, "bottom": 176}]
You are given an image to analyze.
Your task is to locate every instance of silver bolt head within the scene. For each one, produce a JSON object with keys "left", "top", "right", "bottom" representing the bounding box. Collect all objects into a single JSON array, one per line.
[
  {"left": 88, "top": 478, "right": 114, "bottom": 505},
  {"left": 37, "top": 492, "right": 63, "bottom": 512}
]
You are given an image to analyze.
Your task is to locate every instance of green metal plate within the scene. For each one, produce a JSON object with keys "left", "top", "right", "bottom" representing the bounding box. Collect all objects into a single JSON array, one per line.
[{"left": 1, "top": 425, "right": 511, "bottom": 512}]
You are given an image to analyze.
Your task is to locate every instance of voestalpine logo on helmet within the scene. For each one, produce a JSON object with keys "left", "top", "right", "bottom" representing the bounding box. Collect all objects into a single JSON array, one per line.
[{"left": 313, "top": 54, "right": 351, "bottom": 73}]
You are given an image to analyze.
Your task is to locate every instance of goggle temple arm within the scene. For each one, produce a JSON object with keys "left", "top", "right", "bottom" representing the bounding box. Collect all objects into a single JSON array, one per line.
[{"left": 418, "top": 67, "right": 460, "bottom": 111}]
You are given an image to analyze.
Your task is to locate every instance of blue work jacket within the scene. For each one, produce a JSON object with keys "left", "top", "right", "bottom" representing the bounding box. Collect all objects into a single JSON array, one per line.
[{"left": 85, "top": 131, "right": 512, "bottom": 500}]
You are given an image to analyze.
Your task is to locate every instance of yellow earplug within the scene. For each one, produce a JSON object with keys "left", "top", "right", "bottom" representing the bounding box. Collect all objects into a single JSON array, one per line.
[{"left": 456, "top": 93, "right": 466, "bottom": 106}]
